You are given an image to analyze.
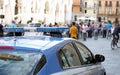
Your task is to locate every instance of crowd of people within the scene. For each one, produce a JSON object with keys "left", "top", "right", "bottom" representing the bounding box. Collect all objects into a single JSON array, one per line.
[
  {"left": 68, "top": 21, "right": 120, "bottom": 42},
  {"left": 0, "top": 18, "right": 120, "bottom": 42}
]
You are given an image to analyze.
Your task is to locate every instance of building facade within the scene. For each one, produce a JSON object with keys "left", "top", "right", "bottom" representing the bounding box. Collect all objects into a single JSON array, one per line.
[
  {"left": 0, "top": 0, "right": 73, "bottom": 25},
  {"left": 98, "top": 0, "right": 120, "bottom": 22},
  {"left": 72, "top": 0, "right": 83, "bottom": 21},
  {"left": 82, "top": 0, "right": 98, "bottom": 21}
]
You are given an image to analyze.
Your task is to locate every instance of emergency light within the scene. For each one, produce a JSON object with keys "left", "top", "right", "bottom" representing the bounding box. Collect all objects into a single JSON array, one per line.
[{"left": 3, "top": 27, "right": 69, "bottom": 32}]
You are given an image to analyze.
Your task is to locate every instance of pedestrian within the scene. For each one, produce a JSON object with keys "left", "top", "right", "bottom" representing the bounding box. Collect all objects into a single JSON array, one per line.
[
  {"left": 0, "top": 24, "right": 3, "bottom": 37},
  {"left": 69, "top": 22, "right": 78, "bottom": 39},
  {"left": 112, "top": 23, "right": 120, "bottom": 40},
  {"left": 6, "top": 21, "right": 17, "bottom": 36},
  {"left": 87, "top": 23, "right": 92, "bottom": 38},
  {"left": 27, "top": 17, "right": 33, "bottom": 24},
  {"left": 106, "top": 21, "right": 112, "bottom": 39},
  {"left": 75, "top": 22, "right": 80, "bottom": 39},
  {"left": 82, "top": 23, "right": 88, "bottom": 41},
  {"left": 102, "top": 22, "right": 107, "bottom": 38},
  {"left": 93, "top": 24, "right": 98, "bottom": 40},
  {"left": 8, "top": 20, "right": 16, "bottom": 27},
  {"left": 79, "top": 23, "right": 83, "bottom": 38},
  {"left": 98, "top": 22, "right": 102, "bottom": 36}
]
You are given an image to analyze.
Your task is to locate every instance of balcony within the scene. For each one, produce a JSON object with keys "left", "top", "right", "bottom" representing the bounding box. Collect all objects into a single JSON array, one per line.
[{"left": 98, "top": 13, "right": 120, "bottom": 18}]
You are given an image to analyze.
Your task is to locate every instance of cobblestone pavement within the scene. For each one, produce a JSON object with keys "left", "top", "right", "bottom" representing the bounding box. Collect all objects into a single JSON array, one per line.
[{"left": 78, "top": 37, "right": 120, "bottom": 75}]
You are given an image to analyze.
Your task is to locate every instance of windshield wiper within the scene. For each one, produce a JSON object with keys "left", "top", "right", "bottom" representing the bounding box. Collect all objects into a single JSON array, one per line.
[{"left": 0, "top": 53, "right": 24, "bottom": 61}]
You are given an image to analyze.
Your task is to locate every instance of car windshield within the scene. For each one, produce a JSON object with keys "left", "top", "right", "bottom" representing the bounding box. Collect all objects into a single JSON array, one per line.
[{"left": 0, "top": 50, "right": 42, "bottom": 75}]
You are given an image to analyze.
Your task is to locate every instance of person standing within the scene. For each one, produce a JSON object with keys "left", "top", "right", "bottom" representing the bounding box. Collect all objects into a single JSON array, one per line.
[
  {"left": 6, "top": 21, "right": 17, "bottom": 36},
  {"left": 106, "top": 21, "right": 112, "bottom": 39},
  {"left": 75, "top": 23, "right": 80, "bottom": 39},
  {"left": 82, "top": 23, "right": 88, "bottom": 41},
  {"left": 93, "top": 24, "right": 98, "bottom": 40},
  {"left": 69, "top": 22, "right": 78, "bottom": 39},
  {"left": 79, "top": 23, "right": 83, "bottom": 38},
  {"left": 8, "top": 21, "right": 16, "bottom": 27},
  {"left": 102, "top": 22, "right": 107, "bottom": 38},
  {"left": 27, "top": 17, "right": 33, "bottom": 24}
]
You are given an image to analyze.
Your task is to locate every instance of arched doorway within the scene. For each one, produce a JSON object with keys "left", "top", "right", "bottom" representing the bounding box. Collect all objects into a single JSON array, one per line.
[
  {"left": 15, "top": 0, "right": 18, "bottom": 15},
  {"left": 55, "top": 3, "right": 59, "bottom": 23},
  {"left": 44, "top": 1, "right": 49, "bottom": 23},
  {"left": 64, "top": 5, "right": 67, "bottom": 24}
]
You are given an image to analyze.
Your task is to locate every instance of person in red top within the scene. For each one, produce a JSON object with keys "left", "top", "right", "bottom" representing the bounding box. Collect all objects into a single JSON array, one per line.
[{"left": 69, "top": 22, "right": 78, "bottom": 39}]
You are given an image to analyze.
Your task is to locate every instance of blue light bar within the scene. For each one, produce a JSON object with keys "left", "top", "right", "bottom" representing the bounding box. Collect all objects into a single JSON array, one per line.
[
  {"left": 3, "top": 27, "right": 69, "bottom": 32},
  {"left": 36, "top": 27, "right": 69, "bottom": 32},
  {"left": 3, "top": 27, "right": 24, "bottom": 32}
]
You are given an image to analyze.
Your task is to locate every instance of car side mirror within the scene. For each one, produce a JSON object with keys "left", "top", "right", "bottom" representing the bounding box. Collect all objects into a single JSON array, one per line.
[{"left": 95, "top": 54, "right": 105, "bottom": 62}]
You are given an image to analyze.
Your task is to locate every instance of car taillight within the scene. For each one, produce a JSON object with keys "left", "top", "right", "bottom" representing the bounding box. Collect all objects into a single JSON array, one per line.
[{"left": 0, "top": 46, "right": 14, "bottom": 50}]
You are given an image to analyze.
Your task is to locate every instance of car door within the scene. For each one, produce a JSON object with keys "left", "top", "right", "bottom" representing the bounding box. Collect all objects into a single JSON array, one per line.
[
  {"left": 56, "top": 42, "right": 92, "bottom": 75},
  {"left": 74, "top": 42, "right": 105, "bottom": 75}
]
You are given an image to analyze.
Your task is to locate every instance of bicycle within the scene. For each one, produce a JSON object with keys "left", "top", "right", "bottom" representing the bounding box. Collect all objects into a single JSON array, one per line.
[{"left": 111, "top": 33, "right": 119, "bottom": 50}]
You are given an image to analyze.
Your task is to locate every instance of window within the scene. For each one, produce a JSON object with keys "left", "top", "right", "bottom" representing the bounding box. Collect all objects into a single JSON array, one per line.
[
  {"left": 58, "top": 43, "right": 81, "bottom": 69},
  {"left": 74, "top": 15, "right": 77, "bottom": 21},
  {"left": 105, "top": 8, "right": 108, "bottom": 14},
  {"left": 85, "top": 2, "right": 87, "bottom": 8},
  {"left": 93, "top": 10, "right": 96, "bottom": 14},
  {"left": 80, "top": 7, "right": 82, "bottom": 12},
  {"left": 0, "top": 4, "right": 3, "bottom": 9},
  {"left": 0, "top": 50, "right": 43, "bottom": 75},
  {"left": 109, "top": 1, "right": 112, "bottom": 7},
  {"left": 116, "top": 1, "right": 119, "bottom": 7},
  {"left": 94, "top": 3, "right": 96, "bottom": 8},
  {"left": 105, "top": 1, "right": 108, "bottom": 7},
  {"left": 33, "top": 55, "right": 46, "bottom": 75},
  {"left": 74, "top": 42, "right": 94, "bottom": 64},
  {"left": 116, "top": 8, "right": 119, "bottom": 15},
  {"left": 99, "top": 1, "right": 101, "bottom": 7},
  {"left": 85, "top": 10, "right": 87, "bottom": 14}
]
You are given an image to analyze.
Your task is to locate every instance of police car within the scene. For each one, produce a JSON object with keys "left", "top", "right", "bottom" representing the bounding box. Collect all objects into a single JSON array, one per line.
[{"left": 0, "top": 27, "right": 106, "bottom": 75}]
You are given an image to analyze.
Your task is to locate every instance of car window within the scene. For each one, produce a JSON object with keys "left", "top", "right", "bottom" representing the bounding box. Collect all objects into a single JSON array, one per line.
[
  {"left": 74, "top": 42, "right": 94, "bottom": 64},
  {"left": 33, "top": 55, "right": 46, "bottom": 75},
  {"left": 58, "top": 43, "right": 81, "bottom": 69},
  {"left": 0, "top": 50, "right": 43, "bottom": 75}
]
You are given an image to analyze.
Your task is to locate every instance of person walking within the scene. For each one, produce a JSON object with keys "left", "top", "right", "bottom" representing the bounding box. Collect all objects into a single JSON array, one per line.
[
  {"left": 112, "top": 23, "right": 120, "bottom": 41},
  {"left": 69, "top": 22, "right": 78, "bottom": 39}
]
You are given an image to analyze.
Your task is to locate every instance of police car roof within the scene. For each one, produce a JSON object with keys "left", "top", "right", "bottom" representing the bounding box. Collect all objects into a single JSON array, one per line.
[{"left": 0, "top": 36, "right": 72, "bottom": 52}]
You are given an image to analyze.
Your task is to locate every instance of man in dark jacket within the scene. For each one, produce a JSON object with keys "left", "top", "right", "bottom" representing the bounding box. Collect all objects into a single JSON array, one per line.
[
  {"left": 113, "top": 24, "right": 120, "bottom": 40},
  {"left": 0, "top": 24, "right": 3, "bottom": 37}
]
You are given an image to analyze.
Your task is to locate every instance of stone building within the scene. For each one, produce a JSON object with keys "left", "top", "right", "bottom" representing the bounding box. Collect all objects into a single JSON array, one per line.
[
  {"left": 0, "top": 0, "right": 73, "bottom": 25},
  {"left": 72, "top": 0, "right": 83, "bottom": 21},
  {"left": 98, "top": 0, "right": 120, "bottom": 22},
  {"left": 82, "top": 0, "right": 98, "bottom": 21},
  {"left": 72, "top": 0, "right": 98, "bottom": 22}
]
